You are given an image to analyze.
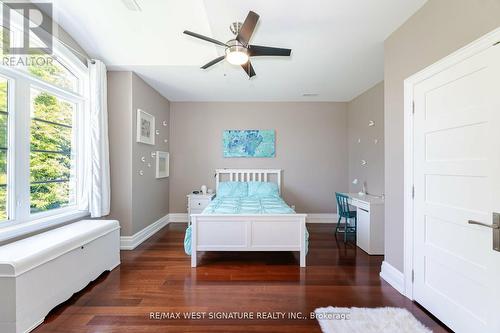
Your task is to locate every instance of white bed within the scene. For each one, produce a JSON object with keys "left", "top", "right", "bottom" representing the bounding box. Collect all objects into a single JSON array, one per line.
[{"left": 190, "top": 169, "right": 307, "bottom": 267}]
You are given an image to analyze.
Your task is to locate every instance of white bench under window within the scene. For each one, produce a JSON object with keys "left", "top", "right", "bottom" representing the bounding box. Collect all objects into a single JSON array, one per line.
[{"left": 0, "top": 219, "right": 120, "bottom": 333}]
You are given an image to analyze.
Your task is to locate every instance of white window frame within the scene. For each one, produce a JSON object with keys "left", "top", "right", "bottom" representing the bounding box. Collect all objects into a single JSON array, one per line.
[{"left": 0, "top": 34, "right": 90, "bottom": 236}]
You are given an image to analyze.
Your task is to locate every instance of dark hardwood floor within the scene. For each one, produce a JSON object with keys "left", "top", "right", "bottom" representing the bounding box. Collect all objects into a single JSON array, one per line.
[{"left": 34, "top": 223, "right": 451, "bottom": 332}]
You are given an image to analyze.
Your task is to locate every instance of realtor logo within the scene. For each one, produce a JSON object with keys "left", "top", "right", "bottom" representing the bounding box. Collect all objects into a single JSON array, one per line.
[{"left": 2, "top": 2, "right": 53, "bottom": 55}]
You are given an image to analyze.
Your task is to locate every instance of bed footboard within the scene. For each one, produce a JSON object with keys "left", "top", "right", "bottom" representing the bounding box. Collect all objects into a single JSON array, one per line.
[{"left": 190, "top": 214, "right": 307, "bottom": 267}]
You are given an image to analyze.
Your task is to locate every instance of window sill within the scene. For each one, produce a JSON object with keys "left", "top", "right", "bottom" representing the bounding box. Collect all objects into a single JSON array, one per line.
[{"left": 0, "top": 210, "right": 90, "bottom": 243}]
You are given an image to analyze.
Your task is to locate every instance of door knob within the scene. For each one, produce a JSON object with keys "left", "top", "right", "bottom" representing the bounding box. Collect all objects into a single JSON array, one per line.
[
  {"left": 469, "top": 213, "right": 500, "bottom": 252},
  {"left": 468, "top": 220, "right": 500, "bottom": 229}
]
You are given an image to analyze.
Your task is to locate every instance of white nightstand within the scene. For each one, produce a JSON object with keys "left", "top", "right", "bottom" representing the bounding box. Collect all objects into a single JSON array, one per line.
[{"left": 187, "top": 193, "right": 215, "bottom": 224}]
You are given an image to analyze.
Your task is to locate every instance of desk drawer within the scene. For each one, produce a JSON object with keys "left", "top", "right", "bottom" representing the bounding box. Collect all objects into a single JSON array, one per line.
[
  {"left": 191, "top": 198, "right": 210, "bottom": 209},
  {"left": 351, "top": 199, "right": 369, "bottom": 211}
]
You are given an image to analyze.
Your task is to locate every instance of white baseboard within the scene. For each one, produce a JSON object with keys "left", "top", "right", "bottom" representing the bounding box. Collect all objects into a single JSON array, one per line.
[
  {"left": 120, "top": 214, "right": 169, "bottom": 250},
  {"left": 167, "top": 213, "right": 337, "bottom": 224},
  {"left": 380, "top": 261, "right": 405, "bottom": 295},
  {"left": 306, "top": 214, "right": 337, "bottom": 223},
  {"left": 169, "top": 213, "right": 188, "bottom": 223}
]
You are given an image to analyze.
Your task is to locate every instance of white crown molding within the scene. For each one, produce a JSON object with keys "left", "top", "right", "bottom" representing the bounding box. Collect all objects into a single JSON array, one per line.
[{"left": 120, "top": 214, "right": 169, "bottom": 250}]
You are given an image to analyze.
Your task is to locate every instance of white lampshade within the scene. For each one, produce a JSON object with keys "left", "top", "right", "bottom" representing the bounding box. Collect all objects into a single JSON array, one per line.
[{"left": 226, "top": 50, "right": 249, "bottom": 65}]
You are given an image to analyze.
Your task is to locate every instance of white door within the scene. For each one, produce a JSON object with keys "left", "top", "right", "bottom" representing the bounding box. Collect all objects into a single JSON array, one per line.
[{"left": 413, "top": 43, "right": 500, "bottom": 333}]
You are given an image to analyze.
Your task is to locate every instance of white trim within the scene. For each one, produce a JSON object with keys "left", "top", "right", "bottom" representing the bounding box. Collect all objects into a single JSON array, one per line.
[
  {"left": 0, "top": 210, "right": 89, "bottom": 243},
  {"left": 120, "top": 214, "right": 169, "bottom": 250},
  {"left": 306, "top": 213, "right": 337, "bottom": 223},
  {"left": 0, "top": 64, "right": 86, "bottom": 101},
  {"left": 380, "top": 261, "right": 405, "bottom": 295},
  {"left": 5, "top": 73, "right": 16, "bottom": 222},
  {"left": 0, "top": 26, "right": 90, "bottom": 232},
  {"left": 169, "top": 213, "right": 188, "bottom": 223},
  {"left": 403, "top": 74, "right": 415, "bottom": 300},
  {"left": 169, "top": 213, "right": 337, "bottom": 224},
  {"left": 402, "top": 26, "right": 500, "bottom": 300},
  {"left": 24, "top": 318, "right": 44, "bottom": 333}
]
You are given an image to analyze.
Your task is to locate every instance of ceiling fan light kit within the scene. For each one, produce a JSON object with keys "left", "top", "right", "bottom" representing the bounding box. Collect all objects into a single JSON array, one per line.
[
  {"left": 183, "top": 11, "right": 292, "bottom": 78},
  {"left": 225, "top": 40, "right": 249, "bottom": 65}
]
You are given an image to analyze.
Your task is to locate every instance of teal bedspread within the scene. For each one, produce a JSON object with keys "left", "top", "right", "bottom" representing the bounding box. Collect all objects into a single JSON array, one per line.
[
  {"left": 184, "top": 194, "right": 309, "bottom": 256},
  {"left": 204, "top": 196, "right": 295, "bottom": 214}
]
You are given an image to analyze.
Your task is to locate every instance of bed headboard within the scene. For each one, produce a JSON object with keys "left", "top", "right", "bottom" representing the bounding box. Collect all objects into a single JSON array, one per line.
[{"left": 215, "top": 169, "right": 282, "bottom": 194}]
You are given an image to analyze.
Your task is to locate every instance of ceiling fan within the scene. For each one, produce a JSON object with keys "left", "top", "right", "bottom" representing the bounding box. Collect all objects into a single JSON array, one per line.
[{"left": 183, "top": 11, "right": 292, "bottom": 78}]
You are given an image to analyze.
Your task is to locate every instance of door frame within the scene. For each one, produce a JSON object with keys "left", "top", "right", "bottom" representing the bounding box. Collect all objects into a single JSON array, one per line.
[{"left": 402, "top": 27, "right": 500, "bottom": 300}]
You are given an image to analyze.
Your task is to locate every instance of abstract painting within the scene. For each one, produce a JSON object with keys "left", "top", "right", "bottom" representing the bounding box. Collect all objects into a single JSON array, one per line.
[{"left": 223, "top": 130, "right": 275, "bottom": 158}]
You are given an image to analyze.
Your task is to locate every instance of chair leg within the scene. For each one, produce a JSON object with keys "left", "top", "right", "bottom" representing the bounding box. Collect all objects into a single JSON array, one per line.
[
  {"left": 344, "top": 217, "right": 348, "bottom": 243},
  {"left": 335, "top": 216, "right": 341, "bottom": 234},
  {"left": 354, "top": 216, "right": 357, "bottom": 240}
]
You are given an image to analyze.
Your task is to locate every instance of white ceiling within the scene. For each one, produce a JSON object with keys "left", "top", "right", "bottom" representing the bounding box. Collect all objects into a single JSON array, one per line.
[{"left": 51, "top": 0, "right": 426, "bottom": 101}]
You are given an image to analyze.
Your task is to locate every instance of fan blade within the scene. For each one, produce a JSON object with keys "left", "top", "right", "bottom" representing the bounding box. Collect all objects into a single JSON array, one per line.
[
  {"left": 241, "top": 60, "right": 256, "bottom": 78},
  {"left": 183, "top": 30, "right": 227, "bottom": 47},
  {"left": 248, "top": 45, "right": 291, "bottom": 57},
  {"left": 201, "top": 56, "right": 225, "bottom": 69},
  {"left": 236, "top": 11, "right": 259, "bottom": 46}
]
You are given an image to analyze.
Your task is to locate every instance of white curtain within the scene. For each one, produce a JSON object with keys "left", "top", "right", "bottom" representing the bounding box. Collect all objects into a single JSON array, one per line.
[{"left": 78, "top": 60, "right": 111, "bottom": 217}]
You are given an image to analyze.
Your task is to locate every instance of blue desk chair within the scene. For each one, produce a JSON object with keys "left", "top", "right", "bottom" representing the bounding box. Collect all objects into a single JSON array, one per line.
[{"left": 335, "top": 192, "right": 357, "bottom": 243}]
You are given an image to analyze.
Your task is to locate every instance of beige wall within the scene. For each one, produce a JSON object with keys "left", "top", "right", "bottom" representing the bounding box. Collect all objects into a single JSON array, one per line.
[
  {"left": 384, "top": 0, "right": 500, "bottom": 271},
  {"left": 131, "top": 74, "right": 170, "bottom": 234},
  {"left": 107, "top": 72, "right": 133, "bottom": 235},
  {"left": 347, "top": 81, "right": 384, "bottom": 195},
  {"left": 169, "top": 102, "right": 348, "bottom": 213},
  {"left": 107, "top": 72, "right": 170, "bottom": 236}
]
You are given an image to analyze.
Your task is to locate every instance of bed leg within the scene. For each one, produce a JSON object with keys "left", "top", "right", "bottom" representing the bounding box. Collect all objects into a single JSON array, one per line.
[
  {"left": 191, "top": 220, "right": 197, "bottom": 267},
  {"left": 191, "top": 251, "right": 197, "bottom": 267},
  {"left": 300, "top": 249, "right": 306, "bottom": 267}
]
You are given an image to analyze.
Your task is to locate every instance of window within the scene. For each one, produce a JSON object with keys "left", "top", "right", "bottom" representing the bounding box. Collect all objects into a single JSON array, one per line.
[
  {"left": 0, "top": 77, "right": 8, "bottom": 220},
  {"left": 0, "top": 36, "right": 88, "bottom": 226},
  {"left": 30, "top": 89, "right": 76, "bottom": 213},
  {"left": 28, "top": 55, "right": 79, "bottom": 92}
]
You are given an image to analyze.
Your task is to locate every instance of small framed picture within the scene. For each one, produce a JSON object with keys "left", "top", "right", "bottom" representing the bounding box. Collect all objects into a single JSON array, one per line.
[
  {"left": 136, "top": 109, "right": 155, "bottom": 145},
  {"left": 156, "top": 151, "right": 169, "bottom": 178}
]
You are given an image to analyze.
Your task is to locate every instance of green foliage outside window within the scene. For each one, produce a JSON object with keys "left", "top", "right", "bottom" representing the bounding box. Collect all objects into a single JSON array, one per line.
[
  {"left": 30, "top": 90, "right": 74, "bottom": 214},
  {"left": 0, "top": 79, "right": 7, "bottom": 220},
  {"left": 0, "top": 24, "right": 79, "bottom": 220},
  {"left": 0, "top": 60, "right": 77, "bottom": 220},
  {"left": 28, "top": 55, "right": 77, "bottom": 91}
]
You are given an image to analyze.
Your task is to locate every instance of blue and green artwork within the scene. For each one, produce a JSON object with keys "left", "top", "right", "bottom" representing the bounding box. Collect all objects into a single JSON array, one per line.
[{"left": 223, "top": 130, "right": 275, "bottom": 158}]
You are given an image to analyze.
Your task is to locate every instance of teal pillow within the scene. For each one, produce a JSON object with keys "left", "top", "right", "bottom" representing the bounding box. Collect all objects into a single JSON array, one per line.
[
  {"left": 217, "top": 181, "right": 248, "bottom": 197},
  {"left": 247, "top": 181, "right": 280, "bottom": 197}
]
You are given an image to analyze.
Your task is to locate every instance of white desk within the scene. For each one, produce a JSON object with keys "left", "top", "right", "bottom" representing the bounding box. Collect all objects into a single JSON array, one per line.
[{"left": 340, "top": 193, "right": 384, "bottom": 255}]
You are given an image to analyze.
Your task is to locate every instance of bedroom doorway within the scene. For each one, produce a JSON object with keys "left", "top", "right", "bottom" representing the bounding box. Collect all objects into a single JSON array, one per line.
[{"left": 404, "top": 29, "right": 500, "bottom": 333}]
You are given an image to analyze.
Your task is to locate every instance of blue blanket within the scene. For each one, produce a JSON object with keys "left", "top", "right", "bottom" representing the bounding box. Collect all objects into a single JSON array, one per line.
[{"left": 203, "top": 196, "right": 295, "bottom": 214}]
